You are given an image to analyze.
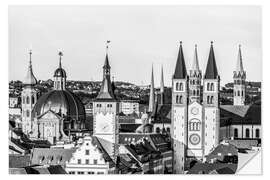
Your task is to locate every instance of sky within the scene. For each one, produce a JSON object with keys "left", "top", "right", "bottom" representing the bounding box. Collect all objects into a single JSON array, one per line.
[{"left": 9, "top": 5, "right": 262, "bottom": 87}]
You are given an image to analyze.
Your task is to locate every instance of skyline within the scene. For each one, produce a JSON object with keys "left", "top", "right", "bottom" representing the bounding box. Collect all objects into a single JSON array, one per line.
[{"left": 9, "top": 6, "right": 262, "bottom": 87}]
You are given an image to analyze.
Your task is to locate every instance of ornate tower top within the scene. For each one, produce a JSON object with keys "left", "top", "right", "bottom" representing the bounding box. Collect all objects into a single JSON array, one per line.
[
  {"left": 173, "top": 41, "right": 187, "bottom": 79},
  {"left": 148, "top": 64, "right": 155, "bottom": 112},
  {"left": 23, "top": 49, "right": 38, "bottom": 86},
  {"left": 96, "top": 41, "right": 116, "bottom": 100},
  {"left": 192, "top": 44, "right": 200, "bottom": 71},
  {"left": 204, "top": 41, "right": 219, "bottom": 79},
  {"left": 54, "top": 51, "right": 67, "bottom": 78},
  {"left": 160, "top": 65, "right": 164, "bottom": 93}
]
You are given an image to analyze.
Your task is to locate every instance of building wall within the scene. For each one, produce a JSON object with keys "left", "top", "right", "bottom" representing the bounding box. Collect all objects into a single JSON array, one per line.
[
  {"left": 65, "top": 136, "right": 110, "bottom": 175},
  {"left": 220, "top": 125, "right": 261, "bottom": 139},
  {"left": 119, "top": 101, "right": 139, "bottom": 115}
]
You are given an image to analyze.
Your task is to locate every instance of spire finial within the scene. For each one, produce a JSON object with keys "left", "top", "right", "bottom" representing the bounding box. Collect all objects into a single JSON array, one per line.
[
  {"left": 106, "top": 40, "right": 110, "bottom": 54},
  {"left": 29, "top": 49, "right": 32, "bottom": 66},
  {"left": 211, "top": 41, "right": 213, "bottom": 45},
  {"left": 180, "top": 41, "right": 182, "bottom": 45},
  {"left": 58, "top": 51, "right": 63, "bottom": 68}
]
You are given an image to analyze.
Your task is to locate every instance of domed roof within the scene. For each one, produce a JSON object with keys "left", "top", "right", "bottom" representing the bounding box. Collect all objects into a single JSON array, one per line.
[
  {"left": 32, "top": 90, "right": 85, "bottom": 122},
  {"left": 54, "top": 68, "right": 67, "bottom": 78}
]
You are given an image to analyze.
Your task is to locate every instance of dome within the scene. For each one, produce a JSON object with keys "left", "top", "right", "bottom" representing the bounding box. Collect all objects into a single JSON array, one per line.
[
  {"left": 54, "top": 68, "right": 67, "bottom": 78},
  {"left": 32, "top": 90, "right": 85, "bottom": 123}
]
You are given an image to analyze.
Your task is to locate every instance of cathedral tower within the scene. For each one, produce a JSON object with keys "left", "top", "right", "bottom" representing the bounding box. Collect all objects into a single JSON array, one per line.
[
  {"left": 203, "top": 42, "right": 220, "bottom": 156},
  {"left": 148, "top": 65, "right": 155, "bottom": 112},
  {"left": 93, "top": 41, "right": 119, "bottom": 161},
  {"left": 160, "top": 65, "right": 165, "bottom": 105},
  {"left": 233, "top": 45, "right": 246, "bottom": 106},
  {"left": 171, "top": 41, "right": 188, "bottom": 174},
  {"left": 53, "top": 51, "right": 66, "bottom": 90},
  {"left": 189, "top": 44, "right": 202, "bottom": 103},
  {"left": 21, "top": 50, "right": 38, "bottom": 135}
]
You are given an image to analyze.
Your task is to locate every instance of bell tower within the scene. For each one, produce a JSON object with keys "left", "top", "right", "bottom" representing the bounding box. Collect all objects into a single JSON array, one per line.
[
  {"left": 53, "top": 51, "right": 67, "bottom": 90},
  {"left": 233, "top": 45, "right": 246, "bottom": 106},
  {"left": 203, "top": 42, "right": 220, "bottom": 156},
  {"left": 21, "top": 50, "right": 38, "bottom": 135},
  {"left": 171, "top": 41, "right": 188, "bottom": 174}
]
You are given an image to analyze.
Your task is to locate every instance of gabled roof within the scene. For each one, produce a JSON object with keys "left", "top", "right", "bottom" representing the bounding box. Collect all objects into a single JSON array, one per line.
[
  {"left": 173, "top": 42, "right": 187, "bottom": 79},
  {"left": 204, "top": 42, "right": 219, "bottom": 79}
]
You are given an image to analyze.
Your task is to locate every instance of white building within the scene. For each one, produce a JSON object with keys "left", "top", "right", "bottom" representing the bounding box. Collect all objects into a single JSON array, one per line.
[
  {"left": 65, "top": 136, "right": 115, "bottom": 175},
  {"left": 119, "top": 100, "right": 139, "bottom": 115}
]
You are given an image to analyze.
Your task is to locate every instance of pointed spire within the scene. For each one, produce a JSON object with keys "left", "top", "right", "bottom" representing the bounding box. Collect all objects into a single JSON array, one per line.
[
  {"left": 23, "top": 49, "right": 37, "bottom": 86},
  {"left": 236, "top": 44, "right": 244, "bottom": 72},
  {"left": 54, "top": 51, "right": 66, "bottom": 78},
  {"left": 204, "top": 41, "right": 219, "bottom": 79},
  {"left": 173, "top": 41, "right": 187, "bottom": 79},
  {"left": 96, "top": 41, "right": 116, "bottom": 100},
  {"left": 192, "top": 44, "right": 200, "bottom": 70},
  {"left": 160, "top": 65, "right": 164, "bottom": 93},
  {"left": 148, "top": 64, "right": 155, "bottom": 112}
]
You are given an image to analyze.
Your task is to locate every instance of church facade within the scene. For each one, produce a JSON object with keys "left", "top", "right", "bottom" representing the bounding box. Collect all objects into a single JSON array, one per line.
[{"left": 171, "top": 42, "right": 220, "bottom": 174}]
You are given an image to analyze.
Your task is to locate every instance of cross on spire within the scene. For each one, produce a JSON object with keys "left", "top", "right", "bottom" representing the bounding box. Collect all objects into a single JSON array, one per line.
[{"left": 58, "top": 51, "right": 63, "bottom": 68}]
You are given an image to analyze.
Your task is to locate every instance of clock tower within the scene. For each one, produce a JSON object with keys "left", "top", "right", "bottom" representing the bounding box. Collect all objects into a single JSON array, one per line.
[{"left": 93, "top": 42, "right": 119, "bottom": 160}]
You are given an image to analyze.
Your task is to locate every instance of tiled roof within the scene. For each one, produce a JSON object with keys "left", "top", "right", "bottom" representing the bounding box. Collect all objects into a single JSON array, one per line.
[
  {"left": 204, "top": 42, "right": 219, "bottom": 79},
  {"left": 173, "top": 42, "right": 187, "bottom": 79},
  {"left": 31, "top": 148, "right": 75, "bottom": 166},
  {"left": 9, "top": 165, "right": 67, "bottom": 174},
  {"left": 9, "top": 155, "right": 31, "bottom": 168},
  {"left": 151, "top": 104, "right": 171, "bottom": 124}
]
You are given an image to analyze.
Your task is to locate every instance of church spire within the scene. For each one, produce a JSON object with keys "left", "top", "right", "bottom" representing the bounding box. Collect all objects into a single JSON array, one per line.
[
  {"left": 204, "top": 41, "right": 219, "bottom": 79},
  {"left": 192, "top": 44, "right": 200, "bottom": 70},
  {"left": 96, "top": 41, "right": 116, "bottom": 100},
  {"left": 236, "top": 44, "right": 244, "bottom": 72},
  {"left": 148, "top": 64, "right": 155, "bottom": 112},
  {"left": 23, "top": 49, "right": 37, "bottom": 86},
  {"left": 173, "top": 41, "right": 187, "bottom": 79},
  {"left": 59, "top": 51, "right": 63, "bottom": 69},
  {"left": 160, "top": 65, "right": 164, "bottom": 105}
]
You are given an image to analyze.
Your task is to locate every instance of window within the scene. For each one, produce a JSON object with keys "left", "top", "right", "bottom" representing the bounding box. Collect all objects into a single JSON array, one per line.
[
  {"left": 241, "top": 90, "right": 244, "bottom": 97},
  {"left": 179, "top": 83, "right": 183, "bottom": 91},
  {"left": 179, "top": 96, "right": 183, "bottom": 104},
  {"left": 176, "top": 95, "right": 179, "bottom": 104},
  {"left": 22, "top": 97, "right": 25, "bottom": 104},
  {"left": 255, "top": 129, "right": 260, "bottom": 138},
  {"left": 176, "top": 82, "right": 179, "bottom": 91},
  {"left": 166, "top": 127, "right": 170, "bottom": 133},
  {"left": 193, "top": 90, "right": 196, "bottom": 96},
  {"left": 207, "top": 83, "right": 210, "bottom": 91},
  {"left": 78, "top": 159, "right": 81, "bottom": 164},
  {"left": 197, "top": 90, "right": 200, "bottom": 96},
  {"left": 210, "top": 83, "right": 214, "bottom": 91},
  {"left": 93, "top": 159, "right": 98, "bottom": 164},
  {"left": 26, "top": 110, "right": 30, "bottom": 117},
  {"left": 210, "top": 96, "right": 214, "bottom": 104},
  {"left": 32, "top": 96, "right": 35, "bottom": 104},
  {"left": 238, "top": 91, "right": 240, "bottom": 96},
  {"left": 97, "top": 172, "right": 104, "bottom": 174},
  {"left": 156, "top": 127, "right": 160, "bottom": 134},
  {"left": 85, "top": 150, "right": 89, "bottom": 155},
  {"left": 189, "top": 121, "right": 200, "bottom": 131},
  {"left": 207, "top": 96, "right": 210, "bottom": 104},
  {"left": 26, "top": 96, "right": 30, "bottom": 104},
  {"left": 77, "top": 171, "right": 84, "bottom": 175},
  {"left": 88, "top": 172, "right": 94, "bottom": 174},
  {"left": 246, "top": 128, "right": 250, "bottom": 138},
  {"left": 85, "top": 159, "right": 89, "bottom": 164},
  {"left": 69, "top": 171, "right": 75, "bottom": 174}
]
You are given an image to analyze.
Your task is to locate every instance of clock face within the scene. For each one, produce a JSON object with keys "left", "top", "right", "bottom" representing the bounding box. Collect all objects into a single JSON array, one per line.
[
  {"left": 191, "top": 107, "right": 199, "bottom": 115},
  {"left": 189, "top": 134, "right": 200, "bottom": 145}
]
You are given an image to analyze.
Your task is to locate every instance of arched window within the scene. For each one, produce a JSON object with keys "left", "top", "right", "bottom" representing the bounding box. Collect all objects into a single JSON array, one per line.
[
  {"left": 156, "top": 127, "right": 160, "bottom": 134},
  {"left": 192, "top": 80, "right": 195, "bottom": 85},
  {"left": 179, "top": 83, "right": 183, "bottom": 91},
  {"left": 207, "top": 96, "right": 210, "bottom": 104},
  {"left": 234, "top": 128, "right": 238, "bottom": 138},
  {"left": 32, "top": 96, "right": 35, "bottom": 104},
  {"left": 255, "top": 129, "right": 260, "bottom": 138},
  {"left": 176, "top": 95, "right": 179, "bottom": 104},
  {"left": 179, "top": 96, "right": 183, "bottom": 104},
  {"left": 241, "top": 90, "right": 244, "bottom": 97},
  {"left": 197, "top": 80, "right": 200, "bottom": 85},
  {"left": 166, "top": 127, "right": 170, "bottom": 133},
  {"left": 22, "top": 97, "right": 25, "bottom": 104},
  {"left": 238, "top": 91, "right": 240, "bottom": 96},
  {"left": 234, "top": 91, "right": 236, "bottom": 96},
  {"left": 190, "top": 80, "right": 193, "bottom": 85},
  {"left": 176, "top": 82, "right": 179, "bottom": 91},
  {"left": 207, "top": 83, "right": 210, "bottom": 91},
  {"left": 210, "top": 96, "right": 214, "bottom": 104},
  {"left": 211, "top": 83, "right": 214, "bottom": 91},
  {"left": 193, "top": 90, "right": 196, "bottom": 96},
  {"left": 26, "top": 96, "right": 30, "bottom": 104},
  {"left": 26, "top": 110, "right": 30, "bottom": 117},
  {"left": 246, "top": 128, "right": 250, "bottom": 138},
  {"left": 197, "top": 90, "right": 200, "bottom": 96}
]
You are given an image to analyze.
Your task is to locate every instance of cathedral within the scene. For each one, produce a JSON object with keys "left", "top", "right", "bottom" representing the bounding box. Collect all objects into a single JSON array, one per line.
[{"left": 21, "top": 51, "right": 86, "bottom": 144}]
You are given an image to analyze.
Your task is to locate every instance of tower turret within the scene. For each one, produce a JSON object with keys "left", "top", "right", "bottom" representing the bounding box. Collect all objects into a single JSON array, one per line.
[
  {"left": 160, "top": 65, "right": 164, "bottom": 105},
  {"left": 53, "top": 51, "right": 67, "bottom": 90},
  {"left": 233, "top": 45, "right": 246, "bottom": 105},
  {"left": 171, "top": 41, "right": 188, "bottom": 174},
  {"left": 148, "top": 65, "right": 155, "bottom": 112},
  {"left": 21, "top": 50, "right": 38, "bottom": 135},
  {"left": 189, "top": 44, "right": 202, "bottom": 103}
]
